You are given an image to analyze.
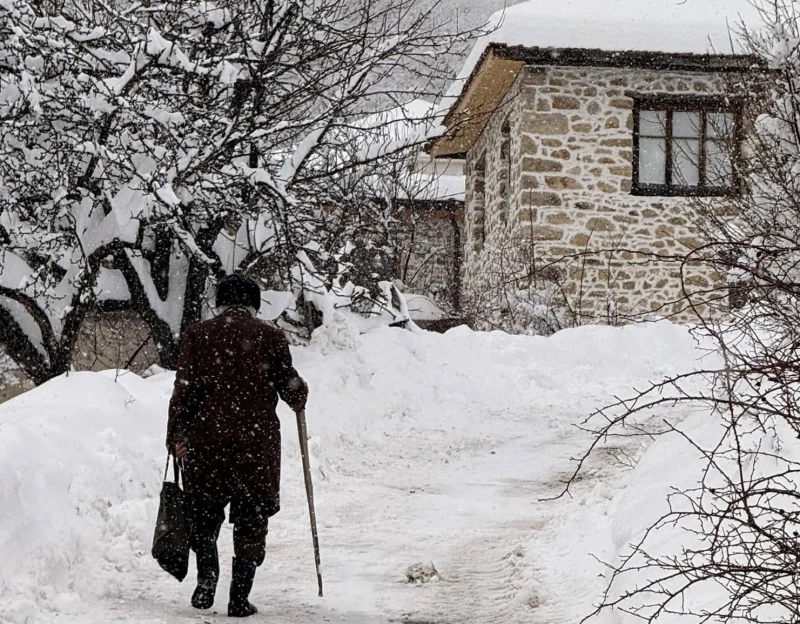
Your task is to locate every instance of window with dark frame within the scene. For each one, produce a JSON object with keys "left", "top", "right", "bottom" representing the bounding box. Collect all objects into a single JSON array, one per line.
[{"left": 633, "top": 96, "right": 740, "bottom": 197}]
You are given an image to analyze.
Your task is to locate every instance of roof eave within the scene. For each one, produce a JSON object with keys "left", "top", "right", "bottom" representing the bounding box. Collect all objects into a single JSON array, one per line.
[
  {"left": 493, "top": 44, "right": 764, "bottom": 73},
  {"left": 431, "top": 43, "right": 764, "bottom": 158},
  {"left": 431, "top": 47, "right": 525, "bottom": 158}
]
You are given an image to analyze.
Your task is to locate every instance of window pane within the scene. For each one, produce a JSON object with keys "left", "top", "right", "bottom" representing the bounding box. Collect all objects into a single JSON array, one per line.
[
  {"left": 672, "top": 138, "right": 700, "bottom": 186},
  {"left": 639, "top": 137, "right": 667, "bottom": 185},
  {"left": 500, "top": 137, "right": 510, "bottom": 161},
  {"left": 673, "top": 112, "right": 701, "bottom": 139},
  {"left": 639, "top": 111, "right": 667, "bottom": 137},
  {"left": 706, "top": 139, "right": 733, "bottom": 187},
  {"left": 707, "top": 112, "right": 734, "bottom": 139}
]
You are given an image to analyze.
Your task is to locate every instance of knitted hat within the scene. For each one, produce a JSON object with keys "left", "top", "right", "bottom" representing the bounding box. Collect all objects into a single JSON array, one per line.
[{"left": 216, "top": 274, "right": 262, "bottom": 311}]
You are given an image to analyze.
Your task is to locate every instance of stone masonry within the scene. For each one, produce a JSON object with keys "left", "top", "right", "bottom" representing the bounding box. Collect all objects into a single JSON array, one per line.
[
  {"left": 393, "top": 205, "right": 463, "bottom": 314},
  {"left": 0, "top": 310, "right": 158, "bottom": 404},
  {"left": 463, "top": 65, "right": 734, "bottom": 324}
]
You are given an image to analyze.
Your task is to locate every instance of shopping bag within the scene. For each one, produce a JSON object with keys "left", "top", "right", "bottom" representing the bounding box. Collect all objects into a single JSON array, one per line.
[{"left": 151, "top": 456, "right": 189, "bottom": 581}]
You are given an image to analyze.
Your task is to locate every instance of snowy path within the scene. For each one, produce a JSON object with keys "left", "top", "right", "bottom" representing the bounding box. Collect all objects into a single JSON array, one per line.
[
  {"left": 3, "top": 322, "right": 705, "bottom": 624},
  {"left": 39, "top": 410, "right": 630, "bottom": 624},
  {"left": 396, "top": 430, "right": 626, "bottom": 624}
]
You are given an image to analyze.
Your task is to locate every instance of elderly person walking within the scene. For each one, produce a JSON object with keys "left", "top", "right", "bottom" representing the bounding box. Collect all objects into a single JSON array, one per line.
[{"left": 166, "top": 274, "right": 308, "bottom": 617}]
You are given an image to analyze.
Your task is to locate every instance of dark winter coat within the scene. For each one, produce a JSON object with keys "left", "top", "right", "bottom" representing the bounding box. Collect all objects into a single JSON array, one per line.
[{"left": 166, "top": 308, "right": 308, "bottom": 516}]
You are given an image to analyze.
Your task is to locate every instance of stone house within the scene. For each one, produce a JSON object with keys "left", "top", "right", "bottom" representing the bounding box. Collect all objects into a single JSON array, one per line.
[{"left": 430, "top": 0, "right": 760, "bottom": 326}]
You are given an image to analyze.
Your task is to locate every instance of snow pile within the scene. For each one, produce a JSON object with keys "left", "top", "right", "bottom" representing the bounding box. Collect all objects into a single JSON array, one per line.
[
  {"left": 0, "top": 320, "right": 709, "bottom": 623},
  {"left": 0, "top": 373, "right": 169, "bottom": 623},
  {"left": 604, "top": 390, "right": 800, "bottom": 623},
  {"left": 300, "top": 320, "right": 704, "bottom": 460},
  {"left": 600, "top": 411, "right": 721, "bottom": 623}
]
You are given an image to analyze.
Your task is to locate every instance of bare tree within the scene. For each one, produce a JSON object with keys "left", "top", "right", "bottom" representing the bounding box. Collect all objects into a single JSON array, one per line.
[{"left": 560, "top": 3, "right": 800, "bottom": 622}]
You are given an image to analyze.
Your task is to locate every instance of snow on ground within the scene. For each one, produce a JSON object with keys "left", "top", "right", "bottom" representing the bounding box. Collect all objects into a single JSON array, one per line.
[{"left": 0, "top": 319, "right": 716, "bottom": 624}]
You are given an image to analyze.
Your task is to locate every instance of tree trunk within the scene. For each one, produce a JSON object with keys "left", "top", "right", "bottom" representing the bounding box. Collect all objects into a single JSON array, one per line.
[
  {"left": 180, "top": 222, "right": 225, "bottom": 335},
  {"left": 0, "top": 305, "right": 52, "bottom": 385}
]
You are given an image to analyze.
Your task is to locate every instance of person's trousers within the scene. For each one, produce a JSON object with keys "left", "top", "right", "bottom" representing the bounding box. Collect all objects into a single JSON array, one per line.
[{"left": 188, "top": 497, "right": 269, "bottom": 568}]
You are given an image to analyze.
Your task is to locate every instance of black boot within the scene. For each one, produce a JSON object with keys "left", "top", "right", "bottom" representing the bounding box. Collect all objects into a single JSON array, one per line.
[
  {"left": 228, "top": 557, "right": 259, "bottom": 618},
  {"left": 191, "top": 541, "right": 219, "bottom": 610}
]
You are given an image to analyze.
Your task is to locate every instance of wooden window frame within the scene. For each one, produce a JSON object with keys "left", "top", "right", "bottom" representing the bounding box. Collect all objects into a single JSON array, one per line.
[{"left": 631, "top": 94, "right": 743, "bottom": 198}]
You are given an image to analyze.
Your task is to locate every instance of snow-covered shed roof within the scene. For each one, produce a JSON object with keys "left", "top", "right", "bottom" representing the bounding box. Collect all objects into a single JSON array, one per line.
[
  {"left": 399, "top": 152, "right": 465, "bottom": 204},
  {"left": 432, "top": 0, "right": 763, "bottom": 157},
  {"left": 359, "top": 99, "right": 465, "bottom": 204},
  {"left": 404, "top": 293, "right": 449, "bottom": 322}
]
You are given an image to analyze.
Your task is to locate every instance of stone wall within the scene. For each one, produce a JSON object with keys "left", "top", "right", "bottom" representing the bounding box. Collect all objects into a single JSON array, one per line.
[
  {"left": 393, "top": 205, "right": 464, "bottom": 314},
  {"left": 0, "top": 310, "right": 159, "bottom": 404},
  {"left": 0, "top": 350, "right": 31, "bottom": 404},
  {"left": 0, "top": 376, "right": 33, "bottom": 404},
  {"left": 73, "top": 310, "right": 159, "bottom": 374},
  {"left": 463, "top": 65, "right": 733, "bottom": 325}
]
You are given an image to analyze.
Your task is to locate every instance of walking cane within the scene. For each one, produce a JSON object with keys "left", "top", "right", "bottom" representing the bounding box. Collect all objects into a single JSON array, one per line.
[{"left": 296, "top": 409, "right": 323, "bottom": 597}]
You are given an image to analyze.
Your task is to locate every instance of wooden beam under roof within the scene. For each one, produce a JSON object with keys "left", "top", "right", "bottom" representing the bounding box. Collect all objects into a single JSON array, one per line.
[{"left": 430, "top": 47, "right": 525, "bottom": 158}]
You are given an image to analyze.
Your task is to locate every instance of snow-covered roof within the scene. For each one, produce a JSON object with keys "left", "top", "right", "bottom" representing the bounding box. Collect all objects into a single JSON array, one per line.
[
  {"left": 452, "top": 0, "right": 761, "bottom": 98},
  {"left": 399, "top": 153, "right": 465, "bottom": 203},
  {"left": 358, "top": 98, "right": 440, "bottom": 149},
  {"left": 396, "top": 174, "right": 465, "bottom": 204},
  {"left": 356, "top": 100, "right": 465, "bottom": 204},
  {"left": 432, "top": 0, "right": 762, "bottom": 158},
  {"left": 410, "top": 171, "right": 465, "bottom": 203}
]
